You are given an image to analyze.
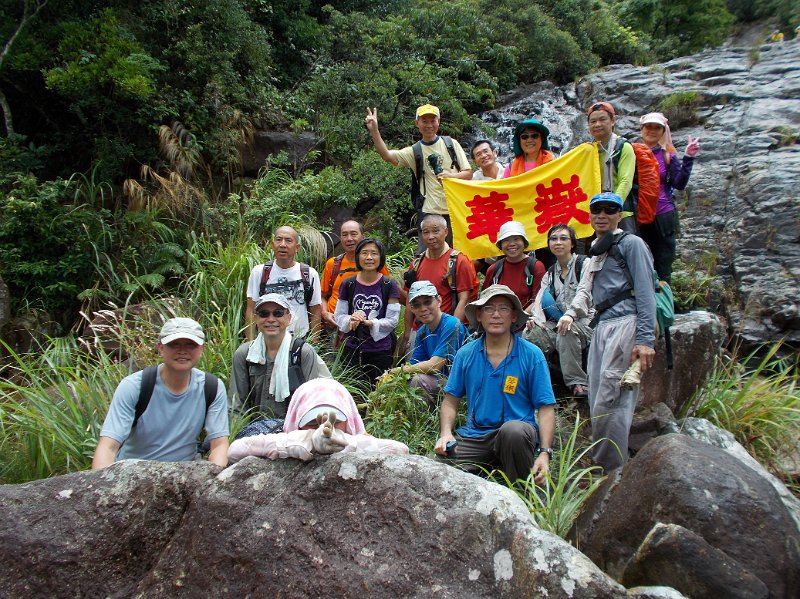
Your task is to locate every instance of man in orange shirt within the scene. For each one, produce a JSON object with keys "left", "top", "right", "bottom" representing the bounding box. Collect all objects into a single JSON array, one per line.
[
  {"left": 320, "top": 220, "right": 390, "bottom": 346},
  {"left": 401, "top": 215, "right": 478, "bottom": 353}
]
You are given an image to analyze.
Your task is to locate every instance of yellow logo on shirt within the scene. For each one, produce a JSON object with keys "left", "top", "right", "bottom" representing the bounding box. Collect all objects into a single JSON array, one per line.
[{"left": 503, "top": 376, "right": 518, "bottom": 394}]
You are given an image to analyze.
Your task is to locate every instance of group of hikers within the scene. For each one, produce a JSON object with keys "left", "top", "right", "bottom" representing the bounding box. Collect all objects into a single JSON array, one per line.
[{"left": 92, "top": 98, "right": 699, "bottom": 483}]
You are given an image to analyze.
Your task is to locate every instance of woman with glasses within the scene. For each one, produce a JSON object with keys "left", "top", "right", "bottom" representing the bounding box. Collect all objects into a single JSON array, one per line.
[
  {"left": 503, "top": 118, "right": 555, "bottom": 178},
  {"left": 525, "top": 224, "right": 593, "bottom": 397},
  {"left": 334, "top": 238, "right": 401, "bottom": 386},
  {"left": 638, "top": 112, "right": 700, "bottom": 282},
  {"left": 229, "top": 293, "right": 331, "bottom": 427}
]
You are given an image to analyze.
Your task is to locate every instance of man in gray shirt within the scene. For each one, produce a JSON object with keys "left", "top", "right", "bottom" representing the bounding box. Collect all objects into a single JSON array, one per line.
[
  {"left": 558, "top": 192, "right": 656, "bottom": 472},
  {"left": 92, "top": 318, "right": 230, "bottom": 468},
  {"left": 230, "top": 293, "right": 330, "bottom": 421}
]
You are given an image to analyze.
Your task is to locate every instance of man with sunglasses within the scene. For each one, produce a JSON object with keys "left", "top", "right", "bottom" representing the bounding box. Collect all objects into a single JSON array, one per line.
[
  {"left": 230, "top": 294, "right": 330, "bottom": 422},
  {"left": 435, "top": 284, "right": 556, "bottom": 483},
  {"left": 386, "top": 280, "right": 468, "bottom": 407},
  {"left": 558, "top": 192, "right": 656, "bottom": 473}
]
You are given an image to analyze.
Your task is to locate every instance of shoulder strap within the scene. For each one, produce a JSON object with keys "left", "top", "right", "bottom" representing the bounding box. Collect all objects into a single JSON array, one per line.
[
  {"left": 524, "top": 255, "right": 538, "bottom": 301},
  {"left": 611, "top": 137, "right": 628, "bottom": 170},
  {"left": 300, "top": 263, "right": 312, "bottom": 306},
  {"left": 411, "top": 251, "right": 425, "bottom": 271},
  {"left": 259, "top": 261, "right": 274, "bottom": 298},
  {"left": 288, "top": 335, "right": 306, "bottom": 394},
  {"left": 133, "top": 366, "right": 159, "bottom": 429},
  {"left": 575, "top": 255, "right": 587, "bottom": 282},
  {"left": 447, "top": 249, "right": 459, "bottom": 294},
  {"left": 591, "top": 233, "right": 635, "bottom": 320},
  {"left": 442, "top": 136, "right": 463, "bottom": 171},
  {"left": 325, "top": 254, "right": 345, "bottom": 298},
  {"left": 548, "top": 263, "right": 558, "bottom": 300},
  {"left": 492, "top": 257, "right": 505, "bottom": 285},
  {"left": 339, "top": 276, "right": 356, "bottom": 314},
  {"left": 203, "top": 372, "right": 218, "bottom": 415},
  {"left": 380, "top": 275, "right": 394, "bottom": 317},
  {"left": 412, "top": 141, "right": 424, "bottom": 196}
]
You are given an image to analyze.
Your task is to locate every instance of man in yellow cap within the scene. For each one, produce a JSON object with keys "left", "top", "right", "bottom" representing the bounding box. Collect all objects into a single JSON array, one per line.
[{"left": 365, "top": 104, "right": 472, "bottom": 248}]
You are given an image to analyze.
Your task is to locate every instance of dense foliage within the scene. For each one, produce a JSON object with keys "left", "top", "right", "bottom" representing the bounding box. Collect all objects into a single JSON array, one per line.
[{"left": 0, "top": 0, "right": 783, "bottom": 324}]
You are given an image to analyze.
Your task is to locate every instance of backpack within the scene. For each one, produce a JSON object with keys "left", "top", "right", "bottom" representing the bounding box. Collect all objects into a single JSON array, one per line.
[
  {"left": 592, "top": 232, "right": 675, "bottom": 369},
  {"left": 409, "top": 249, "right": 462, "bottom": 314},
  {"left": 133, "top": 367, "right": 218, "bottom": 430},
  {"left": 490, "top": 254, "right": 541, "bottom": 306},
  {"left": 259, "top": 261, "right": 314, "bottom": 306},
  {"left": 410, "top": 136, "right": 465, "bottom": 211},
  {"left": 548, "top": 255, "right": 587, "bottom": 302},
  {"left": 612, "top": 139, "right": 661, "bottom": 226},
  {"left": 339, "top": 275, "right": 396, "bottom": 346},
  {"left": 323, "top": 254, "right": 358, "bottom": 300},
  {"left": 244, "top": 335, "right": 307, "bottom": 412}
]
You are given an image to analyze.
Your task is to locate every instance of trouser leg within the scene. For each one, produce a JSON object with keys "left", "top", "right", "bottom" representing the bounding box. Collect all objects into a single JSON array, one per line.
[
  {"left": 587, "top": 315, "right": 638, "bottom": 472},
  {"left": 652, "top": 210, "right": 677, "bottom": 283},
  {"left": 409, "top": 373, "right": 443, "bottom": 408},
  {"left": 556, "top": 322, "right": 591, "bottom": 388},
  {"left": 492, "top": 420, "right": 539, "bottom": 482}
]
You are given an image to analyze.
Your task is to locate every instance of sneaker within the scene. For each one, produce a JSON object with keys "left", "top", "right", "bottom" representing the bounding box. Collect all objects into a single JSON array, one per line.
[{"left": 572, "top": 384, "right": 589, "bottom": 398}]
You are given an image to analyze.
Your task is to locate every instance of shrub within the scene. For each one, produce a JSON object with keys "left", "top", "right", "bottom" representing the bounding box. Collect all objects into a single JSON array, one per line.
[{"left": 681, "top": 343, "right": 800, "bottom": 479}]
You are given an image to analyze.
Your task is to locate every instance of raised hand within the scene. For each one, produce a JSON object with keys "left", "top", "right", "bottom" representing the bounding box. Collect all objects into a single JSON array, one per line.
[
  {"left": 365, "top": 107, "right": 379, "bottom": 133},
  {"left": 311, "top": 412, "right": 350, "bottom": 454},
  {"left": 685, "top": 136, "right": 701, "bottom": 157}
]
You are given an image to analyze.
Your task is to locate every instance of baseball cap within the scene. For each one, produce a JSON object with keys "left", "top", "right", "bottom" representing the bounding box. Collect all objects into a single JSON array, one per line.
[
  {"left": 589, "top": 192, "right": 624, "bottom": 208},
  {"left": 639, "top": 112, "right": 668, "bottom": 128},
  {"left": 298, "top": 404, "right": 348, "bottom": 428},
  {"left": 159, "top": 317, "right": 205, "bottom": 345},
  {"left": 416, "top": 104, "right": 440, "bottom": 119},
  {"left": 408, "top": 280, "right": 438, "bottom": 302},
  {"left": 587, "top": 101, "right": 616, "bottom": 117},
  {"left": 254, "top": 293, "right": 291, "bottom": 311},
  {"left": 496, "top": 221, "right": 529, "bottom": 249}
]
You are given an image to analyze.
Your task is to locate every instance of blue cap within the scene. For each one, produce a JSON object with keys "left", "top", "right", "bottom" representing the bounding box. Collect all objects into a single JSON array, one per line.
[{"left": 589, "top": 192, "right": 623, "bottom": 208}]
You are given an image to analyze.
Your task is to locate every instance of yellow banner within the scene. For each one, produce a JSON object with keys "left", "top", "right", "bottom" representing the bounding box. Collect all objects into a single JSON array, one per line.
[{"left": 443, "top": 143, "right": 601, "bottom": 260}]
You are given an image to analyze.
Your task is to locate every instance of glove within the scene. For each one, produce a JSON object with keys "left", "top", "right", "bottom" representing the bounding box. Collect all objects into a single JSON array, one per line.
[{"left": 310, "top": 411, "right": 352, "bottom": 455}]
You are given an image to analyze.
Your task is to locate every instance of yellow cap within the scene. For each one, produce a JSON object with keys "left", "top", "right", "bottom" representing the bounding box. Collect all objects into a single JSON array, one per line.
[{"left": 415, "top": 104, "right": 440, "bottom": 119}]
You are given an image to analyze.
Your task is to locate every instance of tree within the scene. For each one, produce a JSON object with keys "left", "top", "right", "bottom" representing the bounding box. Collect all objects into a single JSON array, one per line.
[{"left": 0, "top": 0, "right": 47, "bottom": 136}]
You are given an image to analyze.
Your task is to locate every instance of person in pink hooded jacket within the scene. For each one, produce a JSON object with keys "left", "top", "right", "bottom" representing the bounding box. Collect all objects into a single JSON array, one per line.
[{"left": 227, "top": 378, "right": 409, "bottom": 463}]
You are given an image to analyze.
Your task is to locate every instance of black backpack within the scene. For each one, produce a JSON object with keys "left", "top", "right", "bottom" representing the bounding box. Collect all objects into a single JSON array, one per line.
[
  {"left": 410, "top": 136, "right": 465, "bottom": 210},
  {"left": 133, "top": 366, "right": 218, "bottom": 430}
]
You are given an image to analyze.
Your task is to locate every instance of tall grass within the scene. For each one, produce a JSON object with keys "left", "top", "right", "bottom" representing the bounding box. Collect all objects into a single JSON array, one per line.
[
  {"left": 0, "top": 338, "right": 128, "bottom": 482},
  {"left": 492, "top": 413, "right": 605, "bottom": 538},
  {"left": 681, "top": 343, "right": 800, "bottom": 477}
]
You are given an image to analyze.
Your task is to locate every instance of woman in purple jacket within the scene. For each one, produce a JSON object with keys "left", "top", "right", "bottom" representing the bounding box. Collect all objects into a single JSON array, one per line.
[{"left": 638, "top": 112, "right": 700, "bottom": 282}]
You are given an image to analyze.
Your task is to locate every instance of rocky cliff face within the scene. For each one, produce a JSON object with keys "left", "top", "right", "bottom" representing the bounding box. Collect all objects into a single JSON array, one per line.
[{"left": 479, "top": 40, "right": 800, "bottom": 350}]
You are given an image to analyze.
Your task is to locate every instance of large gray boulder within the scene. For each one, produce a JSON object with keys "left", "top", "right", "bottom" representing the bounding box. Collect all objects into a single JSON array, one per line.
[
  {"left": 638, "top": 311, "right": 726, "bottom": 413},
  {"left": 478, "top": 41, "right": 800, "bottom": 351},
  {"left": 0, "top": 455, "right": 629, "bottom": 598},
  {"left": 570, "top": 434, "right": 800, "bottom": 598}
]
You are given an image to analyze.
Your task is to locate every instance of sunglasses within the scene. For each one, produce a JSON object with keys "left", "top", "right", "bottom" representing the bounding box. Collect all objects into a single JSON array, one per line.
[
  {"left": 590, "top": 204, "right": 621, "bottom": 215},
  {"left": 519, "top": 132, "right": 540, "bottom": 140},
  {"left": 256, "top": 308, "right": 287, "bottom": 318},
  {"left": 410, "top": 297, "right": 435, "bottom": 309}
]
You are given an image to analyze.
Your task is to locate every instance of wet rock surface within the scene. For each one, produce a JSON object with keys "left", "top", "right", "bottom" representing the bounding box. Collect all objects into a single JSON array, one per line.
[{"left": 476, "top": 41, "right": 800, "bottom": 350}]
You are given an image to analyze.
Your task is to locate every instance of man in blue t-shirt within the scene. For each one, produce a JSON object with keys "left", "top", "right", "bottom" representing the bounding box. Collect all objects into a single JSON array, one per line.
[
  {"left": 92, "top": 318, "right": 230, "bottom": 469},
  {"left": 386, "top": 280, "right": 468, "bottom": 406},
  {"left": 435, "top": 285, "right": 556, "bottom": 482}
]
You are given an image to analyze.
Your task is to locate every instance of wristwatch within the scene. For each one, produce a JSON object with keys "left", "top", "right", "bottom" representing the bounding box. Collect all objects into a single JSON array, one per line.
[{"left": 538, "top": 447, "right": 553, "bottom": 458}]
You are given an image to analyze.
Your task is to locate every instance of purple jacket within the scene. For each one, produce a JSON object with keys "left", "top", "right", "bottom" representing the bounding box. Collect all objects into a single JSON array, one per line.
[{"left": 653, "top": 146, "right": 695, "bottom": 215}]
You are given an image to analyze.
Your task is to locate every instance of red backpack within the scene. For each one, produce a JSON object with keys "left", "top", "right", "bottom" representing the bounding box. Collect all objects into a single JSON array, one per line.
[{"left": 613, "top": 140, "right": 661, "bottom": 225}]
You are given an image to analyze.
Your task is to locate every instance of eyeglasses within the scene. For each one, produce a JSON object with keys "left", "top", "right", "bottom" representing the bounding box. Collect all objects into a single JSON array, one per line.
[
  {"left": 519, "top": 133, "right": 540, "bottom": 140},
  {"left": 590, "top": 204, "right": 621, "bottom": 215},
  {"left": 480, "top": 304, "right": 513, "bottom": 315},
  {"left": 410, "top": 297, "right": 435, "bottom": 309},
  {"left": 549, "top": 235, "right": 571, "bottom": 242},
  {"left": 256, "top": 308, "right": 287, "bottom": 318}
]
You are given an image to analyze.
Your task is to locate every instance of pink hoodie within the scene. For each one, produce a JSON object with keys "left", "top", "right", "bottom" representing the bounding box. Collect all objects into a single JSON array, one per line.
[{"left": 282, "top": 378, "right": 366, "bottom": 434}]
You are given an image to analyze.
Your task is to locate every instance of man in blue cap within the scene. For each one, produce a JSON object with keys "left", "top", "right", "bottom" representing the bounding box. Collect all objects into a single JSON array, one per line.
[{"left": 558, "top": 192, "right": 656, "bottom": 472}]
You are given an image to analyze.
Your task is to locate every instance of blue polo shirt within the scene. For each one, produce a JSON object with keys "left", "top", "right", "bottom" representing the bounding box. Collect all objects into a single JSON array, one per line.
[
  {"left": 444, "top": 335, "right": 556, "bottom": 438},
  {"left": 410, "top": 312, "right": 468, "bottom": 377}
]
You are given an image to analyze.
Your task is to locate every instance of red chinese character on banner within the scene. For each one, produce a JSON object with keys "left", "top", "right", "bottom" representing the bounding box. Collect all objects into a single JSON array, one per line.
[
  {"left": 465, "top": 191, "right": 514, "bottom": 242},
  {"left": 533, "top": 175, "right": 590, "bottom": 233}
]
